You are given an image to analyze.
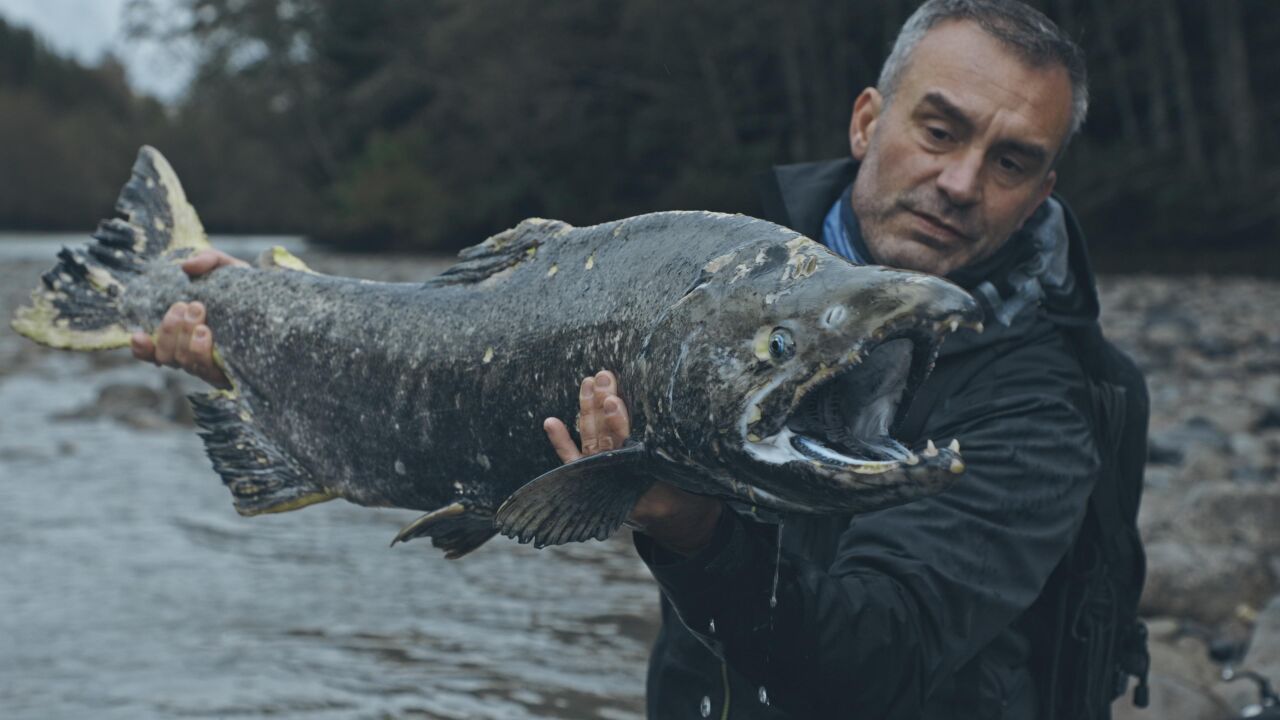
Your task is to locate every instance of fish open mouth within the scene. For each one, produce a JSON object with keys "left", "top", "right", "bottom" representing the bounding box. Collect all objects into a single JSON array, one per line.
[
  {"left": 786, "top": 336, "right": 924, "bottom": 468},
  {"left": 743, "top": 316, "right": 977, "bottom": 473}
]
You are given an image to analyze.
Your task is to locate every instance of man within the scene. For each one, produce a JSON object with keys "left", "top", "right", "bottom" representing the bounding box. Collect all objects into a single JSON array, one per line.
[
  {"left": 138, "top": 1, "right": 1113, "bottom": 716},
  {"left": 546, "top": 3, "right": 1112, "bottom": 717}
]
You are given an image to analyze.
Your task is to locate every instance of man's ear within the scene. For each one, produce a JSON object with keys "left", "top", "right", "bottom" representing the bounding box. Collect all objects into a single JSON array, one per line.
[
  {"left": 1022, "top": 170, "right": 1058, "bottom": 226},
  {"left": 849, "top": 88, "right": 883, "bottom": 161}
]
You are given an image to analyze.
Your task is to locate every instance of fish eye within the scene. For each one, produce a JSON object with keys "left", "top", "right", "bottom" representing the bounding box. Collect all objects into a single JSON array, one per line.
[{"left": 768, "top": 328, "right": 795, "bottom": 361}]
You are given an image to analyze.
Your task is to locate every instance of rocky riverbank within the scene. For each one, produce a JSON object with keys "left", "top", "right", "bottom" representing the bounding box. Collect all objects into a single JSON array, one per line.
[
  {"left": 3, "top": 247, "right": 1278, "bottom": 718},
  {"left": 1099, "top": 276, "right": 1280, "bottom": 718}
]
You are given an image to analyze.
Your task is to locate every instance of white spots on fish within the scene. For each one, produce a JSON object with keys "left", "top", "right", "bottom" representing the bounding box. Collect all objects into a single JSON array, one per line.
[
  {"left": 821, "top": 304, "right": 848, "bottom": 329},
  {"left": 703, "top": 251, "right": 735, "bottom": 275},
  {"left": 453, "top": 481, "right": 464, "bottom": 493},
  {"left": 153, "top": 217, "right": 166, "bottom": 232},
  {"left": 394, "top": 459, "right": 407, "bottom": 476},
  {"left": 482, "top": 347, "right": 494, "bottom": 363},
  {"left": 763, "top": 289, "right": 791, "bottom": 305},
  {"left": 145, "top": 177, "right": 155, "bottom": 189},
  {"left": 475, "top": 453, "right": 491, "bottom": 470},
  {"left": 584, "top": 253, "right": 596, "bottom": 270},
  {"left": 546, "top": 264, "right": 558, "bottom": 277}
]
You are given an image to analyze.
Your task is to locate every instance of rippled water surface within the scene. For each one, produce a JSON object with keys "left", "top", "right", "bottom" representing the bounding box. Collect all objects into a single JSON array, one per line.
[{"left": 0, "top": 234, "right": 659, "bottom": 720}]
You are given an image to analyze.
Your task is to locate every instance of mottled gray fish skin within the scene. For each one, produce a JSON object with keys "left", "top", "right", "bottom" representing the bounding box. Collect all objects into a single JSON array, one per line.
[{"left": 12, "top": 147, "right": 981, "bottom": 556}]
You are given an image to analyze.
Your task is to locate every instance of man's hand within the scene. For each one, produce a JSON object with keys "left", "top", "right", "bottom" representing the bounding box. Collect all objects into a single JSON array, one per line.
[
  {"left": 544, "top": 370, "right": 724, "bottom": 556},
  {"left": 129, "top": 250, "right": 248, "bottom": 389}
]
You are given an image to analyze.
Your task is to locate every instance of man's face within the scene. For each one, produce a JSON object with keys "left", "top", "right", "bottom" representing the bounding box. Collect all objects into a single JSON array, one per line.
[{"left": 849, "top": 20, "right": 1073, "bottom": 276}]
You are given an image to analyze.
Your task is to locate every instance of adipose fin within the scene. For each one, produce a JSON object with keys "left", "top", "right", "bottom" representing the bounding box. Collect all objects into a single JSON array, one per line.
[{"left": 256, "top": 246, "right": 317, "bottom": 274}]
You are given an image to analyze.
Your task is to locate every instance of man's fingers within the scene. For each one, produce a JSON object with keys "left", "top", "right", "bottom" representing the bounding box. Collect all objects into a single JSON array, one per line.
[
  {"left": 173, "top": 303, "right": 203, "bottom": 366},
  {"left": 544, "top": 417, "right": 582, "bottom": 464},
  {"left": 180, "top": 250, "right": 221, "bottom": 276},
  {"left": 130, "top": 331, "right": 157, "bottom": 364},
  {"left": 578, "top": 376, "right": 599, "bottom": 454},
  {"left": 593, "top": 370, "right": 630, "bottom": 449},
  {"left": 603, "top": 396, "right": 631, "bottom": 441},
  {"left": 188, "top": 325, "right": 230, "bottom": 388},
  {"left": 153, "top": 303, "right": 185, "bottom": 365},
  {"left": 592, "top": 371, "right": 616, "bottom": 450},
  {"left": 181, "top": 249, "right": 246, "bottom": 277}
]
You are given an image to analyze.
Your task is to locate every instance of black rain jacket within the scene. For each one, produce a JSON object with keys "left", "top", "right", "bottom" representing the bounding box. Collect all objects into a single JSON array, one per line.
[{"left": 635, "top": 159, "right": 1103, "bottom": 719}]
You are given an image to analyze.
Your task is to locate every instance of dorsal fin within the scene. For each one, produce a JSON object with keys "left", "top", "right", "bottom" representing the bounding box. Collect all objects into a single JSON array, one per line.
[{"left": 427, "top": 218, "right": 573, "bottom": 286}]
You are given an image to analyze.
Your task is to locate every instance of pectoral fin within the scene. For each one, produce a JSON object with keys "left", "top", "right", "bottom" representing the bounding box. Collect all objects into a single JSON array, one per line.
[{"left": 494, "top": 442, "right": 653, "bottom": 548}]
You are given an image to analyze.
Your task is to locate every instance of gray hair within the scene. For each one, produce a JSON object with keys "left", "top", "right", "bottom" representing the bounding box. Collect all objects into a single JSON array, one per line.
[{"left": 878, "top": 0, "right": 1089, "bottom": 155}]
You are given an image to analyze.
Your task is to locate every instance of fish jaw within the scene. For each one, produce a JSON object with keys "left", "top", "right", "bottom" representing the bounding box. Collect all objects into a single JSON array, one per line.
[
  {"left": 734, "top": 427, "right": 965, "bottom": 513},
  {"left": 721, "top": 259, "right": 981, "bottom": 513}
]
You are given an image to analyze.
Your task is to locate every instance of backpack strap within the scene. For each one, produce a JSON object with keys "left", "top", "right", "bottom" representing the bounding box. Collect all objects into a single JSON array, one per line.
[{"left": 1064, "top": 325, "right": 1152, "bottom": 712}]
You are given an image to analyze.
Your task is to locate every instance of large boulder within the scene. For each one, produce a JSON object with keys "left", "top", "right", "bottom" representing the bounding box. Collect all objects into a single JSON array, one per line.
[{"left": 1142, "top": 541, "right": 1273, "bottom": 626}]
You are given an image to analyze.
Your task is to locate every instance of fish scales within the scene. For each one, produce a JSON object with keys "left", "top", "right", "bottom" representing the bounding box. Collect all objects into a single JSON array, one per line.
[
  {"left": 13, "top": 147, "right": 982, "bottom": 556},
  {"left": 174, "top": 212, "right": 768, "bottom": 512}
]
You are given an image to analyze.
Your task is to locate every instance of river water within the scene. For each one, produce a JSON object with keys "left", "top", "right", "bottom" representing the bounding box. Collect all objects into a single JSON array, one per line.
[{"left": 0, "top": 234, "right": 659, "bottom": 720}]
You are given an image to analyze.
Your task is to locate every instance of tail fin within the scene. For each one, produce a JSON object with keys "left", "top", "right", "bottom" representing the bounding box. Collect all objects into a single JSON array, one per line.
[{"left": 11, "top": 146, "right": 210, "bottom": 350}]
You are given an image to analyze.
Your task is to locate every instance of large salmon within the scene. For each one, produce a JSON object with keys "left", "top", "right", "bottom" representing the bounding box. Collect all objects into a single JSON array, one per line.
[{"left": 12, "top": 147, "right": 980, "bottom": 557}]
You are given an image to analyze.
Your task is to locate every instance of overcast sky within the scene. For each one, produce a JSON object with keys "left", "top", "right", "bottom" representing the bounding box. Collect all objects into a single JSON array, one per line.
[{"left": 0, "top": 0, "right": 193, "bottom": 100}]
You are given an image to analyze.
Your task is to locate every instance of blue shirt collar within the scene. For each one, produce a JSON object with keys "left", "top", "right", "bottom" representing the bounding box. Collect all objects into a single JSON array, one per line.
[{"left": 820, "top": 186, "right": 870, "bottom": 265}]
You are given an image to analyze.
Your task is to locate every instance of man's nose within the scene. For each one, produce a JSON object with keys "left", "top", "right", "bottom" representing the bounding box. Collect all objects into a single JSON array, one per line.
[{"left": 936, "top": 151, "right": 983, "bottom": 207}]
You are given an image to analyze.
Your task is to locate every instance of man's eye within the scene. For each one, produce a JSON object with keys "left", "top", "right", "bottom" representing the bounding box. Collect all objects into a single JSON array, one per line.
[
  {"left": 926, "top": 126, "right": 952, "bottom": 142},
  {"left": 997, "top": 156, "right": 1024, "bottom": 174}
]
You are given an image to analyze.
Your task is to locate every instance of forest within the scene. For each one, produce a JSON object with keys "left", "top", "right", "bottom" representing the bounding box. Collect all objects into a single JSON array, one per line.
[{"left": 0, "top": 1, "right": 1276, "bottom": 271}]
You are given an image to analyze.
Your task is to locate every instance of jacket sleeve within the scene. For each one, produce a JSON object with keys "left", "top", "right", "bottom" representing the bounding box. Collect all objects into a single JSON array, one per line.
[{"left": 634, "top": 331, "right": 1100, "bottom": 717}]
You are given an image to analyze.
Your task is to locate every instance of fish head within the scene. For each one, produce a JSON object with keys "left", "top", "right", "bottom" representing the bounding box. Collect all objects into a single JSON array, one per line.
[{"left": 656, "top": 236, "right": 983, "bottom": 514}]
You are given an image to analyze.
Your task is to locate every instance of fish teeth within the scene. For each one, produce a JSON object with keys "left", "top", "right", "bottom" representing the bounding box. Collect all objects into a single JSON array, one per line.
[
  {"left": 948, "top": 438, "right": 961, "bottom": 453},
  {"left": 923, "top": 439, "right": 938, "bottom": 458},
  {"left": 949, "top": 319, "right": 959, "bottom": 332}
]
